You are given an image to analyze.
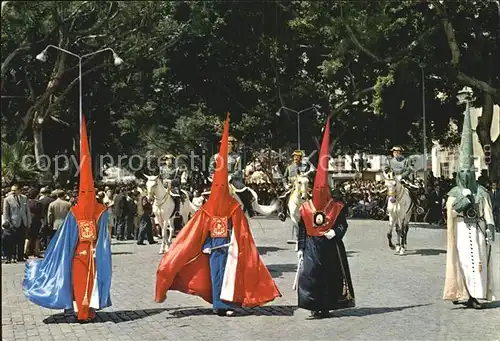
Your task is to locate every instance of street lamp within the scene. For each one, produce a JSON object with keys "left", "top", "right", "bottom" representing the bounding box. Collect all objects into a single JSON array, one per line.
[
  {"left": 420, "top": 65, "right": 428, "bottom": 183},
  {"left": 275, "top": 106, "right": 319, "bottom": 150},
  {"left": 35, "top": 45, "right": 123, "bottom": 154},
  {"left": 404, "top": 59, "right": 428, "bottom": 182}
]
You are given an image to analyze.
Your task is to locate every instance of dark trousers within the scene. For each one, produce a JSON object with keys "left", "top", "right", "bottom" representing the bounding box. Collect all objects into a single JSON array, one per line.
[
  {"left": 137, "top": 214, "right": 154, "bottom": 244},
  {"left": 115, "top": 217, "right": 127, "bottom": 240},
  {"left": 13, "top": 226, "right": 26, "bottom": 261},
  {"left": 39, "top": 226, "right": 50, "bottom": 251},
  {"left": 46, "top": 229, "right": 57, "bottom": 246},
  {"left": 126, "top": 216, "right": 134, "bottom": 239},
  {"left": 111, "top": 218, "right": 116, "bottom": 236},
  {"left": 1, "top": 230, "right": 14, "bottom": 260},
  {"left": 494, "top": 210, "right": 500, "bottom": 232}
]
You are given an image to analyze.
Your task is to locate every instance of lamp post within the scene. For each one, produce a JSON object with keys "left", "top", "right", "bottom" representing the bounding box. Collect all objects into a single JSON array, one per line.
[
  {"left": 36, "top": 45, "right": 123, "bottom": 155},
  {"left": 275, "top": 106, "right": 319, "bottom": 150},
  {"left": 405, "top": 59, "right": 428, "bottom": 181},
  {"left": 420, "top": 65, "right": 428, "bottom": 183}
]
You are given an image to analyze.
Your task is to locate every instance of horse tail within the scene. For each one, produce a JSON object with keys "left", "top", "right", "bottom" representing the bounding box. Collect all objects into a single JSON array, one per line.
[{"left": 247, "top": 187, "right": 279, "bottom": 216}]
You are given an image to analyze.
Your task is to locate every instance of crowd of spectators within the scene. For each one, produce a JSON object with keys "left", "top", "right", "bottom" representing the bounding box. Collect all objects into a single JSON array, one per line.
[
  {"left": 2, "top": 169, "right": 498, "bottom": 263},
  {"left": 335, "top": 170, "right": 498, "bottom": 229},
  {"left": 1, "top": 182, "right": 165, "bottom": 264}
]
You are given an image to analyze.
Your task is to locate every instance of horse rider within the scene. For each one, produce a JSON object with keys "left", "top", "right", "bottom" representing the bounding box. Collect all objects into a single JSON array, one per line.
[
  {"left": 208, "top": 135, "right": 256, "bottom": 217},
  {"left": 383, "top": 146, "right": 419, "bottom": 201},
  {"left": 384, "top": 146, "right": 408, "bottom": 177},
  {"left": 277, "top": 150, "right": 312, "bottom": 221},
  {"left": 159, "top": 154, "right": 182, "bottom": 217}
]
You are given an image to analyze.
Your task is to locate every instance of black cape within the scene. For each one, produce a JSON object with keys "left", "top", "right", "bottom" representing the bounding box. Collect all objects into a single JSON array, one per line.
[{"left": 297, "top": 206, "right": 355, "bottom": 311}]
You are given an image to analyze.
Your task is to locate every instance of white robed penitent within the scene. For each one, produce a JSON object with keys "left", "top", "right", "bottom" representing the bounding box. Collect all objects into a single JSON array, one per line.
[{"left": 443, "top": 95, "right": 498, "bottom": 303}]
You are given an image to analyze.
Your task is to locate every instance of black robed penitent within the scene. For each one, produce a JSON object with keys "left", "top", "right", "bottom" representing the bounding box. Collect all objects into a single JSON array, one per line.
[
  {"left": 296, "top": 115, "right": 355, "bottom": 313},
  {"left": 297, "top": 205, "right": 355, "bottom": 311}
]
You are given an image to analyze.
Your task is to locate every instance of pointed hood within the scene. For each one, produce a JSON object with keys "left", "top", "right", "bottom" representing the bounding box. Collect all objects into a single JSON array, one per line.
[
  {"left": 455, "top": 104, "right": 478, "bottom": 193},
  {"left": 203, "top": 112, "right": 240, "bottom": 216},
  {"left": 312, "top": 115, "right": 333, "bottom": 209},
  {"left": 72, "top": 115, "right": 106, "bottom": 220}
]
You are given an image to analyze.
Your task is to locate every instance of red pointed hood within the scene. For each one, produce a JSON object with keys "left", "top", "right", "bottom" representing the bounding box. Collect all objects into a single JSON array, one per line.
[
  {"left": 72, "top": 115, "right": 106, "bottom": 220},
  {"left": 312, "top": 115, "right": 332, "bottom": 210},
  {"left": 202, "top": 112, "right": 239, "bottom": 217}
]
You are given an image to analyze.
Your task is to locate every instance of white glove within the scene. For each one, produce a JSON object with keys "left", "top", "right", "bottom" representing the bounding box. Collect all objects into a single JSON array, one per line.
[
  {"left": 297, "top": 250, "right": 303, "bottom": 261},
  {"left": 324, "top": 229, "right": 336, "bottom": 239},
  {"left": 462, "top": 188, "right": 472, "bottom": 196},
  {"left": 202, "top": 248, "right": 211, "bottom": 255}
]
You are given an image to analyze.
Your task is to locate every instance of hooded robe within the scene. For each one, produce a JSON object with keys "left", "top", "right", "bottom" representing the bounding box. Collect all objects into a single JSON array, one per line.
[
  {"left": 23, "top": 117, "right": 112, "bottom": 320},
  {"left": 443, "top": 103, "right": 498, "bottom": 302},
  {"left": 155, "top": 113, "right": 280, "bottom": 310},
  {"left": 297, "top": 116, "right": 355, "bottom": 312}
]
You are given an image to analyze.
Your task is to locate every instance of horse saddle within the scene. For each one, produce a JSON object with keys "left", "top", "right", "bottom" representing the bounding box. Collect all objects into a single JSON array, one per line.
[{"left": 398, "top": 184, "right": 422, "bottom": 210}]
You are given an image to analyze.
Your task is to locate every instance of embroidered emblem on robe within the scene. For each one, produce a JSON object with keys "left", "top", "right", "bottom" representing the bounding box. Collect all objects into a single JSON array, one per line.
[
  {"left": 313, "top": 211, "right": 328, "bottom": 227},
  {"left": 210, "top": 217, "right": 228, "bottom": 238},
  {"left": 78, "top": 220, "right": 97, "bottom": 242}
]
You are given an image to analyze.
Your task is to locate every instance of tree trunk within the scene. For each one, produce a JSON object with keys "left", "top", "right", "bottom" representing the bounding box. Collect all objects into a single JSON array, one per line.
[
  {"left": 476, "top": 93, "right": 499, "bottom": 182},
  {"left": 489, "top": 140, "right": 500, "bottom": 182},
  {"left": 33, "top": 123, "right": 53, "bottom": 183},
  {"left": 33, "top": 125, "right": 45, "bottom": 169}
]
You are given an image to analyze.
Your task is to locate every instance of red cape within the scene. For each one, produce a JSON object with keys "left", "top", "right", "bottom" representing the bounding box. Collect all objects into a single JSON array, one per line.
[
  {"left": 300, "top": 199, "right": 344, "bottom": 237},
  {"left": 155, "top": 207, "right": 281, "bottom": 307}
]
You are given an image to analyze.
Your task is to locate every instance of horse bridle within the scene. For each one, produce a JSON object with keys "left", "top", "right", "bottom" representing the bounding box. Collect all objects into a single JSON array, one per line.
[
  {"left": 148, "top": 179, "right": 170, "bottom": 208},
  {"left": 386, "top": 179, "right": 404, "bottom": 201},
  {"left": 289, "top": 176, "right": 309, "bottom": 204}
]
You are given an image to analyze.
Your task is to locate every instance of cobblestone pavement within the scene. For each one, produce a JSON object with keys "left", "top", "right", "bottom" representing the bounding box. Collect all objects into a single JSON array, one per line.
[{"left": 2, "top": 218, "right": 500, "bottom": 341}]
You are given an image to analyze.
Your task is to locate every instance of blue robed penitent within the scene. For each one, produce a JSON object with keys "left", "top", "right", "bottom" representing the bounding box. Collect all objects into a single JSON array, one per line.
[
  {"left": 202, "top": 218, "right": 238, "bottom": 310},
  {"left": 23, "top": 211, "right": 112, "bottom": 310}
]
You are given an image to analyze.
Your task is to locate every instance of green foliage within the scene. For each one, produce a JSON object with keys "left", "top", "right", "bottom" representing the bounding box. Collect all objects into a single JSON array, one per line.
[
  {"left": 1, "top": 0, "right": 498, "bottom": 171},
  {"left": 372, "top": 74, "right": 396, "bottom": 116},
  {"left": 1, "top": 140, "right": 39, "bottom": 184}
]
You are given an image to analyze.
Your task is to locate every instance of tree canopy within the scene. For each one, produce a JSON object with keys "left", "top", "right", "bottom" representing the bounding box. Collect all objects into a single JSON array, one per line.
[{"left": 2, "top": 1, "right": 499, "bottom": 179}]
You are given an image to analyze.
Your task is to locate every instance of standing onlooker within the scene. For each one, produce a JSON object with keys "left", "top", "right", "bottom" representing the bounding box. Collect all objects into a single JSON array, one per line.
[
  {"left": 425, "top": 170, "right": 435, "bottom": 194},
  {"left": 113, "top": 187, "right": 129, "bottom": 241},
  {"left": 490, "top": 181, "right": 500, "bottom": 232},
  {"left": 26, "top": 188, "right": 43, "bottom": 258},
  {"left": 1, "top": 186, "right": 10, "bottom": 260},
  {"left": 134, "top": 189, "right": 143, "bottom": 240},
  {"left": 426, "top": 185, "right": 444, "bottom": 225},
  {"left": 96, "top": 191, "right": 105, "bottom": 204},
  {"left": 2, "top": 184, "right": 31, "bottom": 262},
  {"left": 38, "top": 187, "right": 55, "bottom": 251},
  {"left": 2, "top": 220, "right": 15, "bottom": 263},
  {"left": 126, "top": 188, "right": 137, "bottom": 240},
  {"left": 137, "top": 195, "right": 157, "bottom": 245},
  {"left": 477, "top": 169, "right": 490, "bottom": 189},
  {"left": 103, "top": 186, "right": 115, "bottom": 236},
  {"left": 47, "top": 190, "right": 71, "bottom": 244}
]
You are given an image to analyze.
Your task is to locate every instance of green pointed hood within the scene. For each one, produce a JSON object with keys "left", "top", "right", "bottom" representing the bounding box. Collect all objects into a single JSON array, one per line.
[{"left": 455, "top": 104, "right": 478, "bottom": 194}]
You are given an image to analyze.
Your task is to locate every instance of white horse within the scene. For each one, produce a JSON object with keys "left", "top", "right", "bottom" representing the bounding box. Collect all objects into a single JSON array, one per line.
[
  {"left": 279, "top": 173, "right": 312, "bottom": 250},
  {"left": 384, "top": 173, "right": 414, "bottom": 255},
  {"left": 144, "top": 175, "right": 197, "bottom": 253}
]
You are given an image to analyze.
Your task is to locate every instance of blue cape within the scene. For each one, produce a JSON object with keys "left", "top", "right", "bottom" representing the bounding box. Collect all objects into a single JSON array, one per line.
[{"left": 23, "top": 211, "right": 112, "bottom": 310}]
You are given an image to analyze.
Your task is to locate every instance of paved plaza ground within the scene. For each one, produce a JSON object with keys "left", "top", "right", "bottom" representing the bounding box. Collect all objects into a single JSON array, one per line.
[{"left": 2, "top": 218, "right": 500, "bottom": 341}]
